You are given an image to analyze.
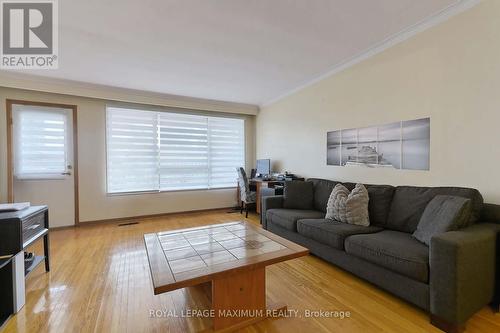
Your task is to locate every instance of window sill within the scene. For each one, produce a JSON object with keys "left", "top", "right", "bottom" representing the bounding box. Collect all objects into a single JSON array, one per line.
[{"left": 106, "top": 186, "right": 237, "bottom": 197}]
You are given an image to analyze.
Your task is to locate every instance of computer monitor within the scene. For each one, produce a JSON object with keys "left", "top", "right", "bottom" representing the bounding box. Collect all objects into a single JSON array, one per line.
[{"left": 256, "top": 159, "right": 271, "bottom": 176}]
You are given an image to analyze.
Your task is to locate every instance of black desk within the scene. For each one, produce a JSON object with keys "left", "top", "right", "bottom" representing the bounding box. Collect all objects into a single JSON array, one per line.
[
  {"left": 0, "top": 206, "right": 50, "bottom": 324},
  {"left": 0, "top": 206, "right": 50, "bottom": 274}
]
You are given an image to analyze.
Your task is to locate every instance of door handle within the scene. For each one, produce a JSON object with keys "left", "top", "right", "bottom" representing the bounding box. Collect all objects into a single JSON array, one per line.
[{"left": 61, "top": 172, "right": 72, "bottom": 176}]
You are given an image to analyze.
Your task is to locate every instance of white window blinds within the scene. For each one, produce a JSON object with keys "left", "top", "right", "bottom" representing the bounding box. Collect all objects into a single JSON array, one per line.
[
  {"left": 106, "top": 107, "right": 245, "bottom": 194},
  {"left": 13, "top": 106, "right": 69, "bottom": 178},
  {"left": 208, "top": 117, "right": 246, "bottom": 188},
  {"left": 106, "top": 108, "right": 159, "bottom": 193},
  {"left": 159, "top": 112, "right": 209, "bottom": 191}
]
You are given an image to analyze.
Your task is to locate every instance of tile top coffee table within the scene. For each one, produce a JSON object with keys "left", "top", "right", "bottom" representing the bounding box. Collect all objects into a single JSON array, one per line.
[{"left": 144, "top": 221, "right": 308, "bottom": 332}]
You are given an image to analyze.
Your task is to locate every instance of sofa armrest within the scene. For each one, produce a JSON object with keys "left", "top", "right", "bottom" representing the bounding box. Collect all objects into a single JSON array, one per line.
[
  {"left": 261, "top": 195, "right": 284, "bottom": 229},
  {"left": 430, "top": 223, "right": 500, "bottom": 326}
]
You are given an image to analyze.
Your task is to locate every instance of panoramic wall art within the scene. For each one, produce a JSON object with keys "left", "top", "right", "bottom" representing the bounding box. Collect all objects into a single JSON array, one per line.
[{"left": 327, "top": 117, "right": 430, "bottom": 170}]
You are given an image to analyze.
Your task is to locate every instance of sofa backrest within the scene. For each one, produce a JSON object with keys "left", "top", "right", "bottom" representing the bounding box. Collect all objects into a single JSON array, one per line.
[
  {"left": 479, "top": 203, "right": 500, "bottom": 224},
  {"left": 307, "top": 178, "right": 485, "bottom": 232},
  {"left": 307, "top": 178, "right": 395, "bottom": 227},
  {"left": 386, "top": 186, "right": 484, "bottom": 233},
  {"left": 308, "top": 178, "right": 339, "bottom": 212}
]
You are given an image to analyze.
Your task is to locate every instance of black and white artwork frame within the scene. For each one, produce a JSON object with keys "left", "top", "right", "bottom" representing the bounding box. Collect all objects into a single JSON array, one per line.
[{"left": 326, "top": 117, "right": 430, "bottom": 170}]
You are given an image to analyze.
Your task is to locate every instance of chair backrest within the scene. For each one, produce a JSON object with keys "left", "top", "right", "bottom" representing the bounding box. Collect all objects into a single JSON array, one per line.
[{"left": 236, "top": 167, "right": 250, "bottom": 202}]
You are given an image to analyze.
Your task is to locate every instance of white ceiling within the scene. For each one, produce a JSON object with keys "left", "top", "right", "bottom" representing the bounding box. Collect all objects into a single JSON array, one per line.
[{"left": 5, "top": 0, "right": 467, "bottom": 105}]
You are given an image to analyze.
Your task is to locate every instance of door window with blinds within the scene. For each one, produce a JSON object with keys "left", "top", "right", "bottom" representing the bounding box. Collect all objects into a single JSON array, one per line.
[
  {"left": 106, "top": 107, "right": 245, "bottom": 194},
  {"left": 13, "top": 106, "right": 71, "bottom": 179}
]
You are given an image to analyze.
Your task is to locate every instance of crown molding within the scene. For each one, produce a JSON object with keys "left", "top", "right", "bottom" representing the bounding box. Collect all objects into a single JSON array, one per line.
[
  {"left": 0, "top": 72, "right": 259, "bottom": 115},
  {"left": 261, "top": 0, "right": 482, "bottom": 108}
]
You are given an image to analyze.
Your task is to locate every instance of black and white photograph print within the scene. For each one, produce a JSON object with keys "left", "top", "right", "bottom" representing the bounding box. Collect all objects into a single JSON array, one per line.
[
  {"left": 326, "top": 130, "right": 341, "bottom": 166},
  {"left": 402, "top": 117, "right": 430, "bottom": 170},
  {"left": 326, "top": 117, "right": 430, "bottom": 170},
  {"left": 355, "top": 126, "right": 379, "bottom": 166},
  {"left": 341, "top": 128, "right": 357, "bottom": 166},
  {"left": 377, "top": 121, "right": 402, "bottom": 169}
]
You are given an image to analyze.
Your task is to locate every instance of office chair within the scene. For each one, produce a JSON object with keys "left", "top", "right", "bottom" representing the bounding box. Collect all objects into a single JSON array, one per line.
[{"left": 236, "top": 167, "right": 256, "bottom": 218}]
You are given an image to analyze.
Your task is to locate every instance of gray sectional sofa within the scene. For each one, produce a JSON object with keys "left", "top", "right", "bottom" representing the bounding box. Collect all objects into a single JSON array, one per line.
[{"left": 261, "top": 178, "right": 500, "bottom": 333}]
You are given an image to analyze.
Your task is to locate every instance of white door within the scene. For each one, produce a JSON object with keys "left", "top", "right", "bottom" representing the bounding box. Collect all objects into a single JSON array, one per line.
[{"left": 12, "top": 104, "right": 75, "bottom": 228}]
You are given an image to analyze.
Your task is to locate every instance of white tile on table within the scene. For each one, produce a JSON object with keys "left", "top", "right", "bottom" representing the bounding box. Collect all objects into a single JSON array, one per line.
[
  {"left": 158, "top": 233, "right": 184, "bottom": 242},
  {"left": 241, "top": 234, "right": 270, "bottom": 242},
  {"left": 229, "top": 247, "right": 262, "bottom": 259},
  {"left": 211, "top": 232, "right": 238, "bottom": 242},
  {"left": 201, "top": 250, "right": 237, "bottom": 266},
  {"left": 182, "top": 230, "right": 209, "bottom": 238},
  {"left": 192, "top": 242, "right": 224, "bottom": 255},
  {"left": 231, "top": 229, "right": 257, "bottom": 237},
  {"left": 224, "top": 224, "right": 247, "bottom": 232},
  {"left": 218, "top": 238, "right": 247, "bottom": 250},
  {"left": 164, "top": 247, "right": 199, "bottom": 261},
  {"left": 258, "top": 241, "right": 286, "bottom": 254},
  {"left": 169, "top": 256, "right": 206, "bottom": 274},
  {"left": 161, "top": 238, "right": 191, "bottom": 250},
  {"left": 206, "top": 227, "right": 230, "bottom": 235},
  {"left": 187, "top": 235, "right": 215, "bottom": 245}
]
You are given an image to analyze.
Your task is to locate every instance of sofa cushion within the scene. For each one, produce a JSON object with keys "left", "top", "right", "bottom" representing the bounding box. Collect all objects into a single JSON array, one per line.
[
  {"left": 297, "top": 219, "right": 382, "bottom": 250},
  {"left": 413, "top": 195, "right": 472, "bottom": 246},
  {"left": 386, "top": 186, "right": 483, "bottom": 233},
  {"left": 266, "top": 209, "right": 324, "bottom": 231},
  {"left": 365, "top": 185, "right": 395, "bottom": 227},
  {"left": 308, "top": 178, "right": 340, "bottom": 212},
  {"left": 345, "top": 230, "right": 429, "bottom": 283},
  {"left": 283, "top": 181, "right": 314, "bottom": 210}
]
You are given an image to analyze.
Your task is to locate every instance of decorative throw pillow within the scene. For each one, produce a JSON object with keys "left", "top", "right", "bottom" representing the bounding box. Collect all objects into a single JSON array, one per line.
[
  {"left": 325, "top": 184, "right": 349, "bottom": 221},
  {"left": 283, "top": 181, "right": 314, "bottom": 210},
  {"left": 346, "top": 184, "right": 370, "bottom": 226},
  {"left": 326, "top": 183, "right": 370, "bottom": 226},
  {"left": 412, "top": 195, "right": 472, "bottom": 246}
]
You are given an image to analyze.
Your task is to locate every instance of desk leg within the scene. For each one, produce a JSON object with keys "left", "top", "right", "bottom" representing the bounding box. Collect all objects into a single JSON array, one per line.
[{"left": 43, "top": 233, "right": 50, "bottom": 272}]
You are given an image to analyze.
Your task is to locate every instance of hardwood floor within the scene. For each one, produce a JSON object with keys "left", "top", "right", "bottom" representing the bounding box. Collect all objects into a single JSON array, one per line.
[{"left": 2, "top": 210, "right": 499, "bottom": 333}]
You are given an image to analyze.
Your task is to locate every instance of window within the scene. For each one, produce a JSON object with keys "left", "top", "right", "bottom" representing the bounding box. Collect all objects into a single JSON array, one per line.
[
  {"left": 106, "top": 107, "right": 245, "bottom": 194},
  {"left": 13, "top": 106, "right": 70, "bottom": 179}
]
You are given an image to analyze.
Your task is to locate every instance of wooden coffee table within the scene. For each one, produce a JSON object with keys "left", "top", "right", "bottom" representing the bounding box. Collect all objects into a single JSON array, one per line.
[{"left": 144, "top": 221, "right": 308, "bottom": 332}]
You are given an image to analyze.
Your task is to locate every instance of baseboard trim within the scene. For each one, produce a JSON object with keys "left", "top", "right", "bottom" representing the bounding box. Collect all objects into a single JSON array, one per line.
[
  {"left": 49, "top": 225, "right": 77, "bottom": 231},
  {"left": 76, "top": 207, "right": 236, "bottom": 227}
]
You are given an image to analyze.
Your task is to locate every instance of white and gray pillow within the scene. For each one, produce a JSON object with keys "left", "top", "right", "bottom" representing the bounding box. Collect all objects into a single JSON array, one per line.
[
  {"left": 326, "top": 183, "right": 370, "bottom": 226},
  {"left": 326, "top": 184, "right": 349, "bottom": 222}
]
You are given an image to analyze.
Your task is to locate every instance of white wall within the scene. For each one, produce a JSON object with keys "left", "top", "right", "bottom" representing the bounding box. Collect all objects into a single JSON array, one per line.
[
  {"left": 257, "top": 0, "right": 500, "bottom": 203},
  {"left": 0, "top": 87, "right": 256, "bottom": 222}
]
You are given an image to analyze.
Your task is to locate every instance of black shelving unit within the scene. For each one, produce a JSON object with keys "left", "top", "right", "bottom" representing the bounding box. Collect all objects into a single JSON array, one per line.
[
  {"left": 0, "top": 206, "right": 50, "bottom": 329},
  {"left": 0, "top": 256, "right": 14, "bottom": 329},
  {"left": 24, "top": 255, "right": 45, "bottom": 277}
]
